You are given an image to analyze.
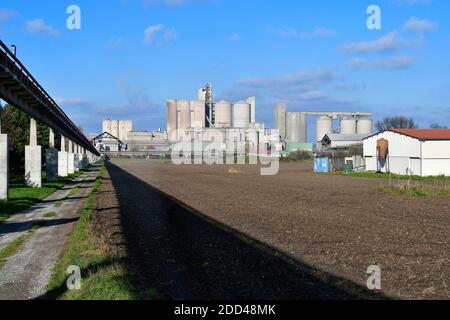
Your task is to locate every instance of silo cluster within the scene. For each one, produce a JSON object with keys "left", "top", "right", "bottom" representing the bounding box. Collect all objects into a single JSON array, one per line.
[
  {"left": 316, "top": 116, "right": 333, "bottom": 145},
  {"left": 315, "top": 115, "right": 373, "bottom": 141},
  {"left": 286, "top": 112, "right": 307, "bottom": 143},
  {"left": 275, "top": 103, "right": 373, "bottom": 148},
  {"left": 275, "top": 105, "right": 308, "bottom": 143},
  {"left": 166, "top": 85, "right": 260, "bottom": 142},
  {"left": 166, "top": 100, "right": 206, "bottom": 142},
  {"left": 102, "top": 119, "right": 133, "bottom": 141}
]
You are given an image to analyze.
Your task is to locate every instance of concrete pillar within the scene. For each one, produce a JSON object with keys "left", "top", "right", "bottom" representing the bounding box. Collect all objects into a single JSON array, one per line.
[
  {"left": 58, "top": 135, "right": 68, "bottom": 177},
  {"left": 81, "top": 147, "right": 88, "bottom": 168},
  {"left": 74, "top": 144, "right": 80, "bottom": 172},
  {"left": 67, "top": 140, "right": 75, "bottom": 175},
  {"left": 25, "top": 118, "right": 42, "bottom": 187},
  {"left": 45, "top": 128, "right": 58, "bottom": 182},
  {"left": 0, "top": 129, "right": 8, "bottom": 202}
]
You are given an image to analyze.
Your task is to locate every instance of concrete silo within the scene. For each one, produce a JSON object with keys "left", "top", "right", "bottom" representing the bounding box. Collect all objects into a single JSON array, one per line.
[
  {"left": 167, "top": 100, "right": 177, "bottom": 142},
  {"left": 214, "top": 100, "right": 232, "bottom": 128},
  {"left": 246, "top": 96, "right": 256, "bottom": 124},
  {"left": 340, "top": 116, "right": 357, "bottom": 134},
  {"left": 275, "top": 103, "right": 286, "bottom": 139},
  {"left": 285, "top": 112, "right": 294, "bottom": 142},
  {"left": 357, "top": 116, "right": 373, "bottom": 134},
  {"left": 298, "top": 113, "right": 307, "bottom": 143},
  {"left": 190, "top": 100, "right": 205, "bottom": 128},
  {"left": 285, "top": 113, "right": 308, "bottom": 143},
  {"left": 232, "top": 101, "right": 251, "bottom": 128},
  {"left": 176, "top": 100, "right": 191, "bottom": 141},
  {"left": 316, "top": 115, "right": 332, "bottom": 144}
]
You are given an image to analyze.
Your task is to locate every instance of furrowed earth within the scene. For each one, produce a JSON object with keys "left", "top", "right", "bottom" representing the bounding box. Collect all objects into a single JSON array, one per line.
[{"left": 92, "top": 159, "right": 449, "bottom": 299}]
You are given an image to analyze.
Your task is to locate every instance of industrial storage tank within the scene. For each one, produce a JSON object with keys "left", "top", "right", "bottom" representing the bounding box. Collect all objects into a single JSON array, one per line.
[
  {"left": 298, "top": 113, "right": 307, "bottom": 143},
  {"left": 275, "top": 103, "right": 286, "bottom": 139},
  {"left": 177, "top": 100, "right": 191, "bottom": 140},
  {"left": 357, "top": 116, "right": 373, "bottom": 134},
  {"left": 340, "top": 116, "right": 357, "bottom": 134},
  {"left": 286, "top": 113, "right": 307, "bottom": 143},
  {"left": 167, "top": 100, "right": 177, "bottom": 142},
  {"left": 190, "top": 100, "right": 205, "bottom": 128},
  {"left": 214, "top": 100, "right": 232, "bottom": 128},
  {"left": 285, "top": 112, "right": 294, "bottom": 142},
  {"left": 232, "top": 101, "right": 251, "bottom": 128},
  {"left": 246, "top": 96, "right": 256, "bottom": 124},
  {"left": 316, "top": 115, "right": 332, "bottom": 143}
]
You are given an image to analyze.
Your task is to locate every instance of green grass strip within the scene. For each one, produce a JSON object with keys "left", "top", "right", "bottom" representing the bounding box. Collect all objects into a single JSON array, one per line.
[
  {"left": 46, "top": 166, "right": 137, "bottom": 300},
  {"left": 0, "top": 171, "right": 87, "bottom": 223},
  {"left": 323, "top": 171, "right": 450, "bottom": 182},
  {"left": 379, "top": 185, "right": 450, "bottom": 197}
]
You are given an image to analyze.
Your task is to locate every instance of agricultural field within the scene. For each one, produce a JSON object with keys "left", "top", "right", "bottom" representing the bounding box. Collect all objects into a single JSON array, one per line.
[{"left": 99, "top": 159, "right": 450, "bottom": 299}]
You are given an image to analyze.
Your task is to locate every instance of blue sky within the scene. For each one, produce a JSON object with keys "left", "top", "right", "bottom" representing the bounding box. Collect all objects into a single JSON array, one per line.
[{"left": 0, "top": 0, "right": 449, "bottom": 141}]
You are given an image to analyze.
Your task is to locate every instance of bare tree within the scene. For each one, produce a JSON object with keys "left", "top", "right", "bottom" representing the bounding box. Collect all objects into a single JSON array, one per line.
[
  {"left": 376, "top": 116, "right": 418, "bottom": 132},
  {"left": 430, "top": 123, "right": 448, "bottom": 129}
]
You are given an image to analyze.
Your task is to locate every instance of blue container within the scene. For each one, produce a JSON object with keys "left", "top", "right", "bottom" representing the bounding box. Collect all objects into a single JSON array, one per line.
[{"left": 314, "top": 157, "right": 329, "bottom": 173}]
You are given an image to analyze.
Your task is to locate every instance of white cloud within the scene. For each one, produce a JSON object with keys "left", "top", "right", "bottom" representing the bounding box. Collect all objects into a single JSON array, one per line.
[
  {"left": 390, "top": 0, "right": 432, "bottom": 6},
  {"left": 312, "top": 27, "right": 337, "bottom": 37},
  {"left": 229, "top": 33, "right": 241, "bottom": 41},
  {"left": 403, "top": 17, "right": 438, "bottom": 33},
  {"left": 233, "top": 69, "right": 340, "bottom": 106},
  {"left": 341, "top": 32, "right": 399, "bottom": 53},
  {"left": 144, "top": 0, "right": 211, "bottom": 6},
  {"left": 25, "top": 19, "right": 59, "bottom": 37},
  {"left": 55, "top": 97, "right": 92, "bottom": 108},
  {"left": 0, "top": 8, "right": 17, "bottom": 25},
  {"left": 106, "top": 37, "right": 124, "bottom": 49},
  {"left": 347, "top": 55, "right": 416, "bottom": 70},
  {"left": 236, "top": 69, "right": 335, "bottom": 89},
  {"left": 275, "top": 26, "right": 336, "bottom": 38},
  {"left": 144, "top": 24, "right": 177, "bottom": 45},
  {"left": 163, "top": 28, "right": 177, "bottom": 42},
  {"left": 144, "top": 24, "right": 164, "bottom": 44}
]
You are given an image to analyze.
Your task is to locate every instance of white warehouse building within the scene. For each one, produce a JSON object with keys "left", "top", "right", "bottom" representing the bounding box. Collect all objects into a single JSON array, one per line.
[{"left": 363, "top": 129, "right": 450, "bottom": 177}]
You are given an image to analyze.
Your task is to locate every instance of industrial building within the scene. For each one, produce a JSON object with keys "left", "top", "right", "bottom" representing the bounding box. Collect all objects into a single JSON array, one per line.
[
  {"left": 102, "top": 119, "right": 133, "bottom": 142},
  {"left": 126, "top": 130, "right": 168, "bottom": 152},
  {"left": 363, "top": 129, "right": 450, "bottom": 177},
  {"left": 93, "top": 119, "right": 169, "bottom": 153},
  {"left": 165, "top": 85, "right": 283, "bottom": 161},
  {"left": 275, "top": 104, "right": 373, "bottom": 150},
  {"left": 167, "top": 84, "right": 266, "bottom": 148}
]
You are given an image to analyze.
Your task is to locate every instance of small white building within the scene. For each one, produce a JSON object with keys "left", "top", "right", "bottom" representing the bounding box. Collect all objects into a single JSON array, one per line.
[
  {"left": 363, "top": 129, "right": 450, "bottom": 176},
  {"left": 320, "top": 133, "right": 371, "bottom": 149}
]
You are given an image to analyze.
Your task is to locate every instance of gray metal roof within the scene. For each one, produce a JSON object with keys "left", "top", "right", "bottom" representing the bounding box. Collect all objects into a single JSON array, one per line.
[{"left": 322, "top": 133, "right": 372, "bottom": 141}]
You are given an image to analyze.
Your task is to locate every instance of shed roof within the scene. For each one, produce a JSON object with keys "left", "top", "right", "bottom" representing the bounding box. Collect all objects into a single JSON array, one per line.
[
  {"left": 323, "top": 133, "right": 371, "bottom": 142},
  {"left": 391, "top": 129, "right": 450, "bottom": 140},
  {"left": 363, "top": 129, "right": 450, "bottom": 141}
]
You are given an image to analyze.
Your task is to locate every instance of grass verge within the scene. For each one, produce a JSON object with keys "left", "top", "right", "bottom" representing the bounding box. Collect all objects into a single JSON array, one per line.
[
  {"left": 379, "top": 184, "right": 450, "bottom": 197},
  {"left": 0, "top": 171, "right": 86, "bottom": 223},
  {"left": 326, "top": 171, "right": 450, "bottom": 182},
  {"left": 46, "top": 166, "right": 136, "bottom": 300}
]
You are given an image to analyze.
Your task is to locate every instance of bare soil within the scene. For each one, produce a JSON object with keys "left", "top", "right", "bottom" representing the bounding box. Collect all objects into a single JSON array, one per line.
[{"left": 98, "top": 159, "right": 449, "bottom": 300}]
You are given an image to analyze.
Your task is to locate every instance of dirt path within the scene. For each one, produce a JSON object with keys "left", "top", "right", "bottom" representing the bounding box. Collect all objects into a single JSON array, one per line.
[
  {"left": 105, "top": 159, "right": 449, "bottom": 299},
  {"left": 0, "top": 167, "right": 99, "bottom": 300}
]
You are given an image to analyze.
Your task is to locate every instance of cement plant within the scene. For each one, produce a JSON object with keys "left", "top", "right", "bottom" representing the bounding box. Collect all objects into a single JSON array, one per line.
[{"left": 0, "top": 1, "right": 449, "bottom": 312}]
